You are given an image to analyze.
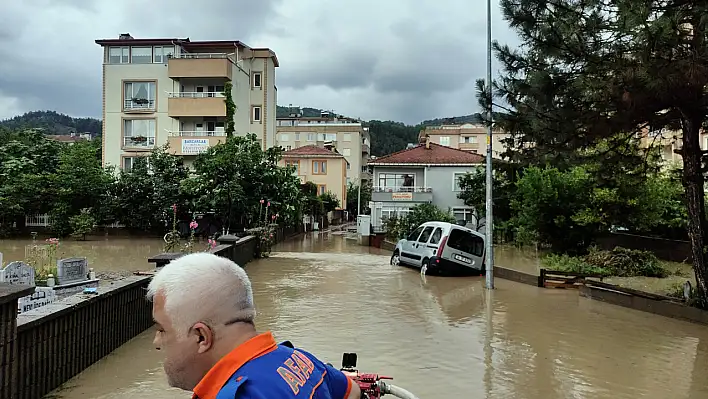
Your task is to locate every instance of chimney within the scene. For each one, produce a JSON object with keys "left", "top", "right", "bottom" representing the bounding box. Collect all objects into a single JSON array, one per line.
[
  {"left": 119, "top": 33, "right": 134, "bottom": 40},
  {"left": 424, "top": 134, "right": 430, "bottom": 149}
]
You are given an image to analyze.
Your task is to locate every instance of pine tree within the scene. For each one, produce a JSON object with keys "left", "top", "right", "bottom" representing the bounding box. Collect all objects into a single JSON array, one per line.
[{"left": 486, "top": 0, "right": 708, "bottom": 305}]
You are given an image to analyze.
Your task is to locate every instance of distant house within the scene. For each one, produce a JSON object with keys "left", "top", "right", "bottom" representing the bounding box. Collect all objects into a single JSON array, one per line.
[
  {"left": 368, "top": 138, "right": 485, "bottom": 229},
  {"left": 45, "top": 133, "right": 92, "bottom": 144},
  {"left": 279, "top": 145, "right": 348, "bottom": 209}
]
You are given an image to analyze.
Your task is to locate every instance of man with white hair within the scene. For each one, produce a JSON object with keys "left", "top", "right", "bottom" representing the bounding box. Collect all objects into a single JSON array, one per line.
[{"left": 147, "top": 252, "right": 361, "bottom": 399}]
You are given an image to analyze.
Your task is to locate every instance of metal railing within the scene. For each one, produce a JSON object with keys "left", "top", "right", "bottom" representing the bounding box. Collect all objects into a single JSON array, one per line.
[
  {"left": 167, "top": 131, "right": 226, "bottom": 137},
  {"left": 167, "top": 91, "right": 225, "bottom": 98},
  {"left": 123, "top": 136, "right": 156, "bottom": 148},
  {"left": 373, "top": 186, "right": 432, "bottom": 193},
  {"left": 177, "top": 52, "right": 231, "bottom": 59},
  {"left": 123, "top": 99, "right": 155, "bottom": 110}
]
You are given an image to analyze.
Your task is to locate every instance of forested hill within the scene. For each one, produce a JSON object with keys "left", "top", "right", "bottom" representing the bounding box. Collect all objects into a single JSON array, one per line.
[
  {"left": 0, "top": 111, "right": 102, "bottom": 136},
  {"left": 3, "top": 109, "right": 483, "bottom": 157}
]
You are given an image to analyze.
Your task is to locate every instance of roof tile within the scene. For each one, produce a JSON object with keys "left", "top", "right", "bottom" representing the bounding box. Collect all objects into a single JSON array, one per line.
[
  {"left": 282, "top": 145, "right": 344, "bottom": 157},
  {"left": 369, "top": 143, "right": 484, "bottom": 165}
]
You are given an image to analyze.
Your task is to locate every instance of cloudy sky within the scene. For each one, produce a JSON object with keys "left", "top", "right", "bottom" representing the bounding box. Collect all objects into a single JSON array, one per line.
[{"left": 0, "top": 0, "right": 517, "bottom": 125}]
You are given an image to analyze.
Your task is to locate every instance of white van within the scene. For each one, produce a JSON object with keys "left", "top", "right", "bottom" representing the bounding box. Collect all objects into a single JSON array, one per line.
[{"left": 390, "top": 221, "right": 485, "bottom": 276}]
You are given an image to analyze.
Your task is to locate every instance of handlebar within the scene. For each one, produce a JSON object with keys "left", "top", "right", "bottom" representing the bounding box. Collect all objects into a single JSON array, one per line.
[{"left": 339, "top": 353, "right": 420, "bottom": 399}]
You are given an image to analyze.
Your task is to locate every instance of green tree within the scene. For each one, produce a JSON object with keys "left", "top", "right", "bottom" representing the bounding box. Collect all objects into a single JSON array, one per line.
[
  {"left": 346, "top": 181, "right": 372, "bottom": 216},
  {"left": 223, "top": 82, "right": 236, "bottom": 137},
  {"left": 50, "top": 141, "right": 115, "bottom": 236},
  {"left": 487, "top": 0, "right": 708, "bottom": 304},
  {"left": 319, "top": 191, "right": 340, "bottom": 214},
  {"left": 113, "top": 144, "right": 190, "bottom": 232},
  {"left": 69, "top": 208, "right": 96, "bottom": 240}
]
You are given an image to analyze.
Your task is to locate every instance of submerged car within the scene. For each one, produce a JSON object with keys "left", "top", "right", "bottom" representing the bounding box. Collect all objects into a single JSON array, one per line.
[{"left": 390, "top": 221, "right": 485, "bottom": 276}]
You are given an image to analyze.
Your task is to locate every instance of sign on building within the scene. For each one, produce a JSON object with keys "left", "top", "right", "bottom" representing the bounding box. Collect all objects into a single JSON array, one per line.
[
  {"left": 182, "top": 138, "right": 209, "bottom": 155},
  {"left": 392, "top": 192, "right": 413, "bottom": 201}
]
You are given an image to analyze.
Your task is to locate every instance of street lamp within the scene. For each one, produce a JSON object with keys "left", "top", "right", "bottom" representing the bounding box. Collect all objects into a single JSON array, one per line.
[{"left": 484, "top": 0, "right": 495, "bottom": 289}]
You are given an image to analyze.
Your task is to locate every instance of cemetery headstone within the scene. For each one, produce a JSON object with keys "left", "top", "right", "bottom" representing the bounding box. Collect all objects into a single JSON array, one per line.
[
  {"left": 56, "top": 257, "right": 89, "bottom": 285},
  {"left": 0, "top": 261, "right": 36, "bottom": 287},
  {"left": 18, "top": 287, "right": 56, "bottom": 314}
]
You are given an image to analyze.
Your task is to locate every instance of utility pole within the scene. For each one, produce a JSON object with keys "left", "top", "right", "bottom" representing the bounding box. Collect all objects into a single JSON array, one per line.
[
  {"left": 484, "top": 0, "right": 495, "bottom": 290},
  {"left": 357, "top": 180, "right": 362, "bottom": 217}
]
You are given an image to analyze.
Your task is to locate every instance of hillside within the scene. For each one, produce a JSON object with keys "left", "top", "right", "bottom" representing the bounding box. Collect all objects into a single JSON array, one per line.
[
  {"left": 0, "top": 111, "right": 102, "bottom": 136},
  {"left": 2, "top": 108, "right": 484, "bottom": 157}
]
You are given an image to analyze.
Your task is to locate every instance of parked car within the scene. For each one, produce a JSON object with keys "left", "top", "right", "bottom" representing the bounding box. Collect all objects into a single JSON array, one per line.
[{"left": 390, "top": 221, "right": 485, "bottom": 276}]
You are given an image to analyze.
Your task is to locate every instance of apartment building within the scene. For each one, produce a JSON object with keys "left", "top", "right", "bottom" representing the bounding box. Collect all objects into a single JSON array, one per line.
[
  {"left": 95, "top": 33, "right": 278, "bottom": 170},
  {"left": 420, "top": 123, "right": 508, "bottom": 158},
  {"left": 280, "top": 145, "right": 348, "bottom": 208},
  {"left": 276, "top": 111, "right": 371, "bottom": 184}
]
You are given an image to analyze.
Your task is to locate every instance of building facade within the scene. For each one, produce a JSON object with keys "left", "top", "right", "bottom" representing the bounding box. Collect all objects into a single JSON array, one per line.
[
  {"left": 420, "top": 123, "right": 508, "bottom": 158},
  {"left": 368, "top": 140, "right": 485, "bottom": 230},
  {"left": 276, "top": 111, "right": 371, "bottom": 184},
  {"left": 280, "top": 145, "right": 348, "bottom": 209},
  {"left": 95, "top": 33, "right": 279, "bottom": 170}
]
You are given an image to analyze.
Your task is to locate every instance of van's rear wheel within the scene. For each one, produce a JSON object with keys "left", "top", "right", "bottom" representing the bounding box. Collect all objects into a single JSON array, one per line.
[{"left": 390, "top": 250, "right": 401, "bottom": 266}]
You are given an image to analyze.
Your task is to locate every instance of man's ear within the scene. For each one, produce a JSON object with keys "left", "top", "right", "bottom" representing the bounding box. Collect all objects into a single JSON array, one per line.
[{"left": 192, "top": 322, "right": 214, "bottom": 353}]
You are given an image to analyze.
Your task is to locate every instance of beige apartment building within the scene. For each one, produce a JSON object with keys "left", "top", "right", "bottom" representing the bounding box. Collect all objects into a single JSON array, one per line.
[
  {"left": 95, "top": 34, "right": 278, "bottom": 170},
  {"left": 420, "top": 123, "right": 508, "bottom": 158},
  {"left": 280, "top": 145, "right": 348, "bottom": 209},
  {"left": 276, "top": 111, "right": 371, "bottom": 184}
]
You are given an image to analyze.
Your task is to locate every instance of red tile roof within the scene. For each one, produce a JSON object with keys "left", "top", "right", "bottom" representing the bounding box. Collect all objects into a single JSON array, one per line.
[
  {"left": 369, "top": 143, "right": 484, "bottom": 165},
  {"left": 282, "top": 145, "right": 344, "bottom": 158}
]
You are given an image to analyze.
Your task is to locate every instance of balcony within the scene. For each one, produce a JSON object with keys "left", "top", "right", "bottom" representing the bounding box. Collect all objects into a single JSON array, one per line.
[
  {"left": 372, "top": 186, "right": 433, "bottom": 203},
  {"left": 168, "top": 53, "right": 233, "bottom": 80},
  {"left": 167, "top": 92, "right": 226, "bottom": 117},
  {"left": 123, "top": 98, "right": 155, "bottom": 113},
  {"left": 166, "top": 131, "right": 227, "bottom": 156},
  {"left": 362, "top": 143, "right": 370, "bottom": 154}
]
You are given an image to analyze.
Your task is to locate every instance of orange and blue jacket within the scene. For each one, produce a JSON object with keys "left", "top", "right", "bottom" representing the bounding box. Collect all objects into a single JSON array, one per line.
[{"left": 193, "top": 332, "right": 353, "bottom": 399}]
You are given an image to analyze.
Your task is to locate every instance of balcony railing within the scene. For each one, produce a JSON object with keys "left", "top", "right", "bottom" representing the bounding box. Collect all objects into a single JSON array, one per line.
[
  {"left": 123, "top": 99, "right": 155, "bottom": 111},
  {"left": 167, "top": 92, "right": 225, "bottom": 98},
  {"left": 123, "top": 136, "right": 156, "bottom": 148},
  {"left": 373, "top": 186, "right": 432, "bottom": 193},
  {"left": 167, "top": 130, "right": 227, "bottom": 137},
  {"left": 178, "top": 52, "right": 231, "bottom": 59}
]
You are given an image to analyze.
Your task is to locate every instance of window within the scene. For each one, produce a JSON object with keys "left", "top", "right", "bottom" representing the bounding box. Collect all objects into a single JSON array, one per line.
[
  {"left": 123, "top": 157, "right": 133, "bottom": 172},
  {"left": 453, "top": 172, "right": 467, "bottom": 191},
  {"left": 381, "top": 207, "right": 412, "bottom": 223},
  {"left": 286, "top": 145, "right": 292, "bottom": 151},
  {"left": 295, "top": 133, "right": 301, "bottom": 141},
  {"left": 130, "top": 47, "right": 153, "bottom": 64},
  {"left": 207, "top": 85, "right": 225, "bottom": 97},
  {"left": 285, "top": 160, "right": 299, "bottom": 174},
  {"left": 317, "top": 184, "right": 327, "bottom": 195},
  {"left": 448, "top": 228, "right": 484, "bottom": 257},
  {"left": 418, "top": 226, "right": 434, "bottom": 243},
  {"left": 123, "top": 119, "right": 156, "bottom": 148},
  {"left": 252, "top": 72, "right": 262, "bottom": 88},
  {"left": 429, "top": 228, "right": 443, "bottom": 244},
  {"left": 108, "top": 47, "right": 129, "bottom": 64},
  {"left": 307, "top": 133, "right": 315, "bottom": 141},
  {"left": 123, "top": 156, "right": 150, "bottom": 172},
  {"left": 378, "top": 173, "right": 414, "bottom": 190},
  {"left": 407, "top": 226, "right": 425, "bottom": 241},
  {"left": 347, "top": 163, "right": 351, "bottom": 170},
  {"left": 153, "top": 46, "right": 175, "bottom": 63},
  {"left": 280, "top": 133, "right": 290, "bottom": 142},
  {"left": 252, "top": 106, "right": 262, "bottom": 122},
  {"left": 318, "top": 133, "right": 336, "bottom": 141},
  {"left": 439, "top": 136, "right": 451, "bottom": 146},
  {"left": 453, "top": 208, "right": 475, "bottom": 223},
  {"left": 460, "top": 136, "right": 478, "bottom": 144},
  {"left": 342, "top": 148, "right": 351, "bottom": 157},
  {"left": 343, "top": 133, "right": 352, "bottom": 142},
  {"left": 313, "top": 160, "right": 327, "bottom": 174},
  {"left": 124, "top": 81, "right": 156, "bottom": 111}
]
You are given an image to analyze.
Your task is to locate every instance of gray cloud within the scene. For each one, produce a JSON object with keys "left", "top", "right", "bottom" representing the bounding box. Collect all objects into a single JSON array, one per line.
[{"left": 0, "top": 0, "right": 517, "bottom": 124}]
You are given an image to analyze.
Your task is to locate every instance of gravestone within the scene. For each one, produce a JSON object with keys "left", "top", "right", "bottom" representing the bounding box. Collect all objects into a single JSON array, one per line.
[
  {"left": 56, "top": 257, "right": 89, "bottom": 285},
  {"left": 0, "top": 261, "right": 36, "bottom": 287},
  {"left": 18, "top": 287, "right": 56, "bottom": 314}
]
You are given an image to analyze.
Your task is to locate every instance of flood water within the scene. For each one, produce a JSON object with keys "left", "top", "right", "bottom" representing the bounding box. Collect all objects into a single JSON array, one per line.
[{"left": 38, "top": 232, "right": 708, "bottom": 399}]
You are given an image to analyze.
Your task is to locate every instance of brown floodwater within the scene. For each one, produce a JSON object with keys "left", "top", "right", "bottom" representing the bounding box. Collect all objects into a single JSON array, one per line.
[{"left": 41, "top": 232, "right": 708, "bottom": 398}]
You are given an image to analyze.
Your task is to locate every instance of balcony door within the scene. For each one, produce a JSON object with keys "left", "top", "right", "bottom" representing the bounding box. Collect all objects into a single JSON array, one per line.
[{"left": 196, "top": 86, "right": 205, "bottom": 98}]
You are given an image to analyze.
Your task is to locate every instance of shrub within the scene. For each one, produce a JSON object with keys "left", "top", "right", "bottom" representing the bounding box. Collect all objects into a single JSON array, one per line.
[{"left": 543, "top": 246, "right": 668, "bottom": 278}]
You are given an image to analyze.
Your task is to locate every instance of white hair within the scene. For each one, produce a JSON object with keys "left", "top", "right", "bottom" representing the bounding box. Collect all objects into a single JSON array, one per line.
[{"left": 146, "top": 252, "right": 256, "bottom": 336}]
